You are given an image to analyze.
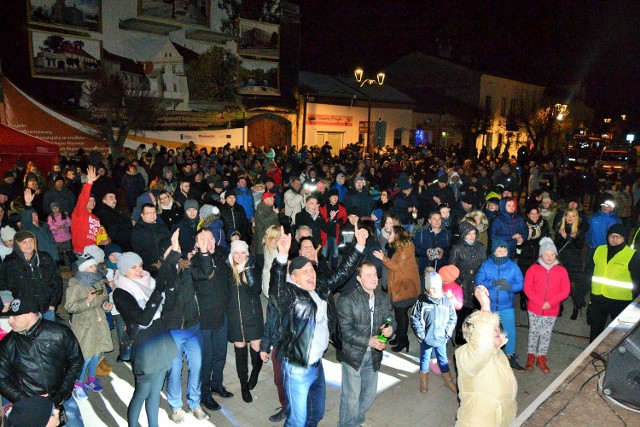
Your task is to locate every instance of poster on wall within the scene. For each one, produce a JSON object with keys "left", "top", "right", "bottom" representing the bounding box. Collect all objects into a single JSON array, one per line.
[
  {"left": 27, "top": 0, "right": 102, "bottom": 33},
  {"left": 138, "top": 0, "right": 209, "bottom": 28},
  {"left": 237, "top": 58, "right": 279, "bottom": 96},
  {"left": 238, "top": 18, "right": 279, "bottom": 59},
  {"left": 29, "top": 29, "right": 102, "bottom": 81}
]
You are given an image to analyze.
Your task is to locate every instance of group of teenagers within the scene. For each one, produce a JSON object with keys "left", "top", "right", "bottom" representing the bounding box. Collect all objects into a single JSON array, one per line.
[{"left": 0, "top": 140, "right": 637, "bottom": 427}]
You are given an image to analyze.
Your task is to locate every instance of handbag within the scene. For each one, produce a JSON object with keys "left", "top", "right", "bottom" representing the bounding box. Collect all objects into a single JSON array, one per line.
[{"left": 129, "top": 319, "right": 179, "bottom": 375}]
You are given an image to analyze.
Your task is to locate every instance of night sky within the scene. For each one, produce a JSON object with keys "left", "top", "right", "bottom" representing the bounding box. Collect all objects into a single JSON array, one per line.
[{"left": 300, "top": 0, "right": 640, "bottom": 121}]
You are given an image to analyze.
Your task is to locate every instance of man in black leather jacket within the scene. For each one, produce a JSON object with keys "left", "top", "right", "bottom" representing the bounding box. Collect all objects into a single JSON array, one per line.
[
  {"left": 269, "top": 225, "right": 366, "bottom": 427},
  {"left": 0, "top": 230, "right": 63, "bottom": 321},
  {"left": 0, "top": 297, "right": 84, "bottom": 426},
  {"left": 336, "top": 262, "right": 395, "bottom": 427}
]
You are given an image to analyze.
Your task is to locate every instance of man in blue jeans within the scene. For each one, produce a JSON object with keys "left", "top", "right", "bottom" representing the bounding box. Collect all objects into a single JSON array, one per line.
[
  {"left": 269, "top": 225, "right": 366, "bottom": 427},
  {"left": 0, "top": 297, "right": 84, "bottom": 426},
  {"left": 336, "top": 262, "right": 395, "bottom": 427},
  {"left": 162, "top": 257, "right": 209, "bottom": 423}
]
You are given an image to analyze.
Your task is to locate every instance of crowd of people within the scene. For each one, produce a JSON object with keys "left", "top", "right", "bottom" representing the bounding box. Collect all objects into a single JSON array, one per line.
[{"left": 0, "top": 139, "right": 637, "bottom": 426}]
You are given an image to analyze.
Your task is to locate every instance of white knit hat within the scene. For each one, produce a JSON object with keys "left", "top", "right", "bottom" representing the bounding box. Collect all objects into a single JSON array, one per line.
[
  {"left": 116, "top": 252, "right": 143, "bottom": 273},
  {"left": 83, "top": 245, "right": 105, "bottom": 264},
  {"left": 0, "top": 226, "right": 16, "bottom": 242},
  {"left": 538, "top": 237, "right": 557, "bottom": 256}
]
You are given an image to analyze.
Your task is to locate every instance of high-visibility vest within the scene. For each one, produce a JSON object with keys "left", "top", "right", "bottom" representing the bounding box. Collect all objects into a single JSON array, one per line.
[{"left": 591, "top": 245, "right": 635, "bottom": 301}]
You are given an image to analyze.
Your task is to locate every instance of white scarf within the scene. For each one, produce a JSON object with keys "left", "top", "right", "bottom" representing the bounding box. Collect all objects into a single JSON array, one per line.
[{"left": 114, "top": 270, "right": 163, "bottom": 327}]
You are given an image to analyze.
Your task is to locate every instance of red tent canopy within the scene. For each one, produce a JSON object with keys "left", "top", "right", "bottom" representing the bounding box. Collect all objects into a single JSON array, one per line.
[{"left": 0, "top": 124, "right": 60, "bottom": 178}]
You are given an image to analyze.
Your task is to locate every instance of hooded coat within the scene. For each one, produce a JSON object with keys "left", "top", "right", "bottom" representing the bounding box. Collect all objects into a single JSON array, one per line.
[
  {"left": 455, "top": 311, "right": 517, "bottom": 427},
  {"left": 489, "top": 198, "right": 528, "bottom": 259},
  {"left": 449, "top": 221, "right": 487, "bottom": 308},
  {"left": 64, "top": 276, "right": 113, "bottom": 359}
]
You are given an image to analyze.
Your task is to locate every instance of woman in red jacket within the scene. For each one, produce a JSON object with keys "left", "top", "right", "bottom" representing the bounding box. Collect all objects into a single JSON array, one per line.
[
  {"left": 72, "top": 165, "right": 108, "bottom": 253},
  {"left": 523, "top": 237, "right": 570, "bottom": 373}
]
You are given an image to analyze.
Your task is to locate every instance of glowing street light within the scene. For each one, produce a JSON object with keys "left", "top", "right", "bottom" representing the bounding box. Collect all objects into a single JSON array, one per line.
[{"left": 354, "top": 68, "right": 385, "bottom": 155}]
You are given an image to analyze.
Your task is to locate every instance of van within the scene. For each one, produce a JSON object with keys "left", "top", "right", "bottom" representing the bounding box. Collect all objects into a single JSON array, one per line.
[{"left": 596, "top": 145, "right": 636, "bottom": 171}]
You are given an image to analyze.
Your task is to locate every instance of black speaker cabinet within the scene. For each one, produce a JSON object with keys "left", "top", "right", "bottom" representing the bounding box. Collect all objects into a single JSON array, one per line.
[{"left": 602, "top": 320, "right": 640, "bottom": 408}]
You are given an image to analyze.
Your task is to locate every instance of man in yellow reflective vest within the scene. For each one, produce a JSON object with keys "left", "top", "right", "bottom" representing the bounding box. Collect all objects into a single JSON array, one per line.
[{"left": 586, "top": 224, "right": 640, "bottom": 341}]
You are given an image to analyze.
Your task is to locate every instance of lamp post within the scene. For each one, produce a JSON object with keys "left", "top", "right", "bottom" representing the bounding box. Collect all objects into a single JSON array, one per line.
[{"left": 354, "top": 68, "right": 385, "bottom": 156}]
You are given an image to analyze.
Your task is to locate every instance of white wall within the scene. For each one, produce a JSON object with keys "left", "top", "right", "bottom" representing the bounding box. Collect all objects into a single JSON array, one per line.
[{"left": 300, "top": 102, "right": 413, "bottom": 149}]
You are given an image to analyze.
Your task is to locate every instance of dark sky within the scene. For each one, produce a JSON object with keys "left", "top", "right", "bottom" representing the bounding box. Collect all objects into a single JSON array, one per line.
[{"left": 300, "top": 0, "right": 640, "bottom": 119}]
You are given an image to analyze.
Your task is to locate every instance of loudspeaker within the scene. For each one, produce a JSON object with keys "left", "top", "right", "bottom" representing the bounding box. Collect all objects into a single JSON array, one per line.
[{"left": 602, "top": 320, "right": 640, "bottom": 408}]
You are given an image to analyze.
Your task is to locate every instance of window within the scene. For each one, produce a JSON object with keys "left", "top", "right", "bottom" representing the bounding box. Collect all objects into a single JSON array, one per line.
[
  {"left": 485, "top": 96, "right": 492, "bottom": 115},
  {"left": 501, "top": 98, "right": 507, "bottom": 116},
  {"left": 510, "top": 99, "right": 516, "bottom": 115}
]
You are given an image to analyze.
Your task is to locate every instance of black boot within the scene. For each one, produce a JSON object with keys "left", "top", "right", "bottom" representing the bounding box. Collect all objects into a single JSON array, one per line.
[
  {"left": 234, "top": 347, "right": 252, "bottom": 403},
  {"left": 248, "top": 348, "right": 263, "bottom": 390},
  {"left": 520, "top": 292, "right": 528, "bottom": 311}
]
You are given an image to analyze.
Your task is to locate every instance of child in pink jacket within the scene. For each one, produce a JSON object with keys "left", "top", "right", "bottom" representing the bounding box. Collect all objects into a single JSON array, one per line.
[
  {"left": 47, "top": 202, "right": 72, "bottom": 266},
  {"left": 523, "top": 237, "right": 570, "bottom": 373}
]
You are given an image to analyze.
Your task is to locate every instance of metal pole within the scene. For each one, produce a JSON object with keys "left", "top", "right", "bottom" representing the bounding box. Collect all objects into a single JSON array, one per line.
[{"left": 366, "top": 96, "right": 371, "bottom": 157}]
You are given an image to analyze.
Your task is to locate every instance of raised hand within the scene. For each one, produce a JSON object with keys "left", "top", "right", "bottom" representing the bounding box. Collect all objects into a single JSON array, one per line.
[
  {"left": 355, "top": 221, "right": 368, "bottom": 247},
  {"left": 276, "top": 226, "right": 292, "bottom": 256},
  {"left": 170, "top": 228, "right": 181, "bottom": 253},
  {"left": 86, "top": 165, "right": 98, "bottom": 184},
  {"left": 23, "top": 188, "right": 35, "bottom": 206},
  {"left": 372, "top": 250, "right": 384, "bottom": 260}
]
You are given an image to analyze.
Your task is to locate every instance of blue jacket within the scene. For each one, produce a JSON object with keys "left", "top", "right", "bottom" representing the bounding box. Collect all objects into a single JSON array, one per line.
[
  {"left": 235, "top": 186, "right": 254, "bottom": 220},
  {"left": 585, "top": 210, "right": 621, "bottom": 249},
  {"left": 476, "top": 257, "right": 524, "bottom": 312},
  {"left": 411, "top": 293, "right": 456, "bottom": 347},
  {"left": 489, "top": 199, "right": 528, "bottom": 259},
  {"left": 330, "top": 182, "right": 348, "bottom": 203}
]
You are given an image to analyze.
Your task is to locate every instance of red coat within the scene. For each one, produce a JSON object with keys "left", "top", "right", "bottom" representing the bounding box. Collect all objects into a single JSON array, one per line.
[
  {"left": 266, "top": 167, "right": 283, "bottom": 187},
  {"left": 71, "top": 182, "right": 102, "bottom": 253},
  {"left": 319, "top": 203, "right": 347, "bottom": 246},
  {"left": 524, "top": 262, "right": 570, "bottom": 317}
]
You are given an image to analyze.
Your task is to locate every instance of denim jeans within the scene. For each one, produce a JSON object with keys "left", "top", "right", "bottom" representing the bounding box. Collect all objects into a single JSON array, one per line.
[
  {"left": 129, "top": 370, "right": 166, "bottom": 427},
  {"left": 63, "top": 395, "right": 84, "bottom": 427},
  {"left": 42, "top": 309, "right": 56, "bottom": 322},
  {"left": 167, "top": 324, "right": 202, "bottom": 410},
  {"left": 201, "top": 317, "right": 228, "bottom": 394},
  {"left": 283, "top": 358, "right": 325, "bottom": 427},
  {"left": 497, "top": 307, "right": 516, "bottom": 355},
  {"left": 114, "top": 315, "right": 131, "bottom": 360},
  {"left": 322, "top": 236, "right": 339, "bottom": 268},
  {"left": 77, "top": 353, "right": 100, "bottom": 383},
  {"left": 419, "top": 341, "right": 450, "bottom": 373},
  {"left": 338, "top": 351, "right": 377, "bottom": 427}
]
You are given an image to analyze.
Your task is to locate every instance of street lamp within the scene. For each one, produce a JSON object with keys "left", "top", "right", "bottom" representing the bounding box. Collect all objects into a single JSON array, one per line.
[
  {"left": 554, "top": 103, "right": 568, "bottom": 121},
  {"left": 354, "top": 68, "right": 385, "bottom": 155}
]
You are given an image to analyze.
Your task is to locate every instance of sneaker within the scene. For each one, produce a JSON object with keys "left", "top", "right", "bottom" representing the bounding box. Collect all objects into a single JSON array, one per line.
[
  {"left": 269, "top": 408, "right": 287, "bottom": 422},
  {"left": 170, "top": 408, "right": 186, "bottom": 424},
  {"left": 73, "top": 384, "right": 88, "bottom": 400},
  {"left": 191, "top": 406, "right": 210, "bottom": 421},
  {"left": 85, "top": 377, "right": 104, "bottom": 393}
]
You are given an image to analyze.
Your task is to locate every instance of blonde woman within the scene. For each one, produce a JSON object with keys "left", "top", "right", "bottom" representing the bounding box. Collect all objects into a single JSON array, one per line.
[
  {"left": 554, "top": 208, "right": 586, "bottom": 319},
  {"left": 227, "top": 240, "right": 264, "bottom": 403},
  {"left": 261, "top": 225, "right": 282, "bottom": 297},
  {"left": 157, "top": 191, "right": 183, "bottom": 230}
]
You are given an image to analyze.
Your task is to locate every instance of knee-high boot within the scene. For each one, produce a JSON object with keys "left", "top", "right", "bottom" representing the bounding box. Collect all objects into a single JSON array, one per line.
[
  {"left": 234, "top": 346, "right": 252, "bottom": 403},
  {"left": 248, "top": 348, "right": 263, "bottom": 390}
]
